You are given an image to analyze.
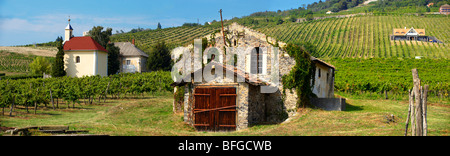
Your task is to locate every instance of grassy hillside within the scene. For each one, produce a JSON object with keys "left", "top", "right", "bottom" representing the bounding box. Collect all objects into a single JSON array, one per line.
[{"left": 251, "top": 15, "right": 450, "bottom": 58}]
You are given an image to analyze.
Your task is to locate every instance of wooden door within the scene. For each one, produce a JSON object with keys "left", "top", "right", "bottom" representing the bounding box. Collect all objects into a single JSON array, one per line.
[{"left": 193, "top": 87, "right": 236, "bottom": 131}]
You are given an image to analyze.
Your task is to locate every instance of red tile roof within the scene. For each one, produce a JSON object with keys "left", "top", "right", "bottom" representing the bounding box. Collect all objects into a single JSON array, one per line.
[{"left": 63, "top": 36, "right": 107, "bottom": 52}]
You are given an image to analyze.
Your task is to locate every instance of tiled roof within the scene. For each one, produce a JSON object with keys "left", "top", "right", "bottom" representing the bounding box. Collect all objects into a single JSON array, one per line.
[
  {"left": 63, "top": 36, "right": 107, "bottom": 52},
  {"left": 393, "top": 28, "right": 425, "bottom": 36},
  {"left": 441, "top": 4, "right": 450, "bottom": 9},
  {"left": 113, "top": 42, "right": 148, "bottom": 57},
  {"left": 311, "top": 56, "right": 336, "bottom": 69}
]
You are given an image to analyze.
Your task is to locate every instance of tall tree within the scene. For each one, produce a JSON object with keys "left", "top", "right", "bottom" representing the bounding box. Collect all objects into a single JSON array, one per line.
[
  {"left": 147, "top": 41, "right": 172, "bottom": 71},
  {"left": 88, "top": 26, "right": 120, "bottom": 75},
  {"left": 88, "top": 26, "right": 112, "bottom": 48},
  {"left": 107, "top": 44, "right": 120, "bottom": 75},
  {"left": 157, "top": 22, "right": 162, "bottom": 30},
  {"left": 52, "top": 40, "right": 66, "bottom": 77}
]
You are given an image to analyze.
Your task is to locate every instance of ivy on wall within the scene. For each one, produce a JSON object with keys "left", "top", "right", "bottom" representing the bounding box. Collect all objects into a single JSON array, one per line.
[{"left": 282, "top": 43, "right": 316, "bottom": 108}]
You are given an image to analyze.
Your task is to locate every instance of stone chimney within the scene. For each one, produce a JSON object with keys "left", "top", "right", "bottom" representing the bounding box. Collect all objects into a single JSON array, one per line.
[{"left": 132, "top": 39, "right": 135, "bottom": 45}]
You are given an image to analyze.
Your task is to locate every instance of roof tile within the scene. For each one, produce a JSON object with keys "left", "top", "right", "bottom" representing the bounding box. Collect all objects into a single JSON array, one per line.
[{"left": 63, "top": 36, "right": 107, "bottom": 52}]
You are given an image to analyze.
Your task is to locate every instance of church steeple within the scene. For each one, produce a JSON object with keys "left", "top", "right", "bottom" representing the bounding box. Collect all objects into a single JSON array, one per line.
[{"left": 64, "top": 17, "right": 73, "bottom": 43}]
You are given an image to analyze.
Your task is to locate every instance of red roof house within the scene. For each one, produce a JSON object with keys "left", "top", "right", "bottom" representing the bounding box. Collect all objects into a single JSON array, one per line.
[{"left": 63, "top": 21, "right": 108, "bottom": 77}]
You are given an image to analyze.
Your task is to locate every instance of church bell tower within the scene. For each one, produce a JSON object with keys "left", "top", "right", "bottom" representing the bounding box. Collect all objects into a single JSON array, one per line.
[{"left": 64, "top": 18, "right": 73, "bottom": 43}]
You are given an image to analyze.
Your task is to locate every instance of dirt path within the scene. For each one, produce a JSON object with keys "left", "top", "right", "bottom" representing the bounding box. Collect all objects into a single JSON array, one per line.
[{"left": 0, "top": 46, "right": 57, "bottom": 57}]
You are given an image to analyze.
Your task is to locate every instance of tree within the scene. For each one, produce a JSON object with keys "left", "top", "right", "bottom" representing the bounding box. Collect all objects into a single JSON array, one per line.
[
  {"left": 334, "top": 0, "right": 348, "bottom": 11},
  {"left": 289, "top": 16, "right": 298, "bottom": 22},
  {"left": 89, "top": 26, "right": 120, "bottom": 75},
  {"left": 147, "top": 41, "right": 172, "bottom": 71},
  {"left": 52, "top": 40, "right": 66, "bottom": 77},
  {"left": 305, "top": 11, "right": 314, "bottom": 21},
  {"left": 157, "top": 22, "right": 162, "bottom": 30},
  {"left": 182, "top": 23, "right": 200, "bottom": 27},
  {"left": 29, "top": 56, "right": 51, "bottom": 75},
  {"left": 275, "top": 17, "right": 284, "bottom": 25},
  {"left": 55, "top": 36, "right": 63, "bottom": 42},
  {"left": 88, "top": 26, "right": 112, "bottom": 48},
  {"left": 107, "top": 44, "right": 120, "bottom": 75}
]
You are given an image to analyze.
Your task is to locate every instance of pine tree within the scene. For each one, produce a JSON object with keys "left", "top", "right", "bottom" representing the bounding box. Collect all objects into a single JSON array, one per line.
[
  {"left": 157, "top": 22, "right": 162, "bottom": 30},
  {"left": 147, "top": 41, "right": 172, "bottom": 71},
  {"left": 107, "top": 43, "right": 120, "bottom": 75},
  {"left": 52, "top": 40, "right": 66, "bottom": 77}
]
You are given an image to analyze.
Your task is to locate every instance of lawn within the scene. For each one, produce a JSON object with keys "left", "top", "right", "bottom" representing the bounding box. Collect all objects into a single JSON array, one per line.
[{"left": 1, "top": 92, "right": 448, "bottom": 136}]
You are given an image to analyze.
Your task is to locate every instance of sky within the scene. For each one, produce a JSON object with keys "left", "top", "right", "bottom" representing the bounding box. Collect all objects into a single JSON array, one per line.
[{"left": 0, "top": 0, "right": 320, "bottom": 46}]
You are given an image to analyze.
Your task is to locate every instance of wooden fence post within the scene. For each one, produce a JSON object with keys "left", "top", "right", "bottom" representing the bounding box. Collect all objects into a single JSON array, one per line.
[
  {"left": 412, "top": 69, "right": 423, "bottom": 136},
  {"left": 422, "top": 85, "right": 428, "bottom": 136},
  {"left": 407, "top": 69, "right": 428, "bottom": 136},
  {"left": 405, "top": 89, "right": 413, "bottom": 136},
  {"left": 411, "top": 87, "right": 416, "bottom": 135}
]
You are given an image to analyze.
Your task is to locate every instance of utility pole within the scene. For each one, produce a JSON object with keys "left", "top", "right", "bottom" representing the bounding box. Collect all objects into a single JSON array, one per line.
[{"left": 219, "top": 9, "right": 226, "bottom": 46}]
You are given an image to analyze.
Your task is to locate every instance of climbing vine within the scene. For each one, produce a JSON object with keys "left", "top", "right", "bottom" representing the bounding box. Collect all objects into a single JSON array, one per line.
[{"left": 282, "top": 43, "right": 316, "bottom": 108}]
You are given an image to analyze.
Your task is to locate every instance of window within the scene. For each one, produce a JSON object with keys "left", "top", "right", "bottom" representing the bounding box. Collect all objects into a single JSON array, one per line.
[
  {"left": 250, "top": 47, "right": 263, "bottom": 74},
  {"left": 126, "top": 60, "right": 131, "bottom": 65},
  {"left": 75, "top": 56, "right": 80, "bottom": 63},
  {"left": 326, "top": 73, "right": 329, "bottom": 83},
  {"left": 318, "top": 68, "right": 321, "bottom": 78}
]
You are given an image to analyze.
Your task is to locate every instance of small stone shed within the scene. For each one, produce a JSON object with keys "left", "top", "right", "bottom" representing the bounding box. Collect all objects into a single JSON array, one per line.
[{"left": 172, "top": 23, "right": 337, "bottom": 131}]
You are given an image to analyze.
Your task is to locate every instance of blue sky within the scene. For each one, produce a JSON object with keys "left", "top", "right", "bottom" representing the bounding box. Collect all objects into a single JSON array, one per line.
[{"left": 0, "top": 0, "right": 319, "bottom": 46}]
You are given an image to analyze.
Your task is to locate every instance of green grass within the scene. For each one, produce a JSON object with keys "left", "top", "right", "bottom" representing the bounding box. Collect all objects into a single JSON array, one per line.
[{"left": 1, "top": 93, "right": 448, "bottom": 136}]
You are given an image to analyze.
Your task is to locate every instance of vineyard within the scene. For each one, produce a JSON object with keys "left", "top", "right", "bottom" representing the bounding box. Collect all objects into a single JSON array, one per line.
[
  {"left": 111, "top": 25, "right": 223, "bottom": 52},
  {"left": 0, "top": 71, "right": 173, "bottom": 115},
  {"left": 249, "top": 15, "right": 450, "bottom": 59},
  {"left": 0, "top": 50, "right": 35, "bottom": 73},
  {"left": 328, "top": 58, "right": 449, "bottom": 102}
]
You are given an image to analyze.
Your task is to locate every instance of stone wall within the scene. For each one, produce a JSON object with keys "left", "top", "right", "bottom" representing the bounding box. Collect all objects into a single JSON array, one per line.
[
  {"left": 183, "top": 84, "right": 193, "bottom": 125},
  {"left": 236, "top": 82, "right": 249, "bottom": 130},
  {"left": 279, "top": 55, "right": 298, "bottom": 115},
  {"left": 248, "top": 85, "right": 265, "bottom": 125}
]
